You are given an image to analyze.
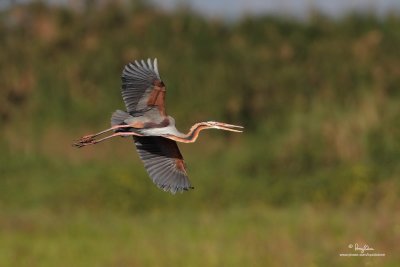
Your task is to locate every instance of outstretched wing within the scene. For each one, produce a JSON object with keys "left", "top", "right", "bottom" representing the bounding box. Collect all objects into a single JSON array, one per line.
[
  {"left": 134, "top": 136, "right": 193, "bottom": 194},
  {"left": 121, "top": 58, "right": 167, "bottom": 117}
]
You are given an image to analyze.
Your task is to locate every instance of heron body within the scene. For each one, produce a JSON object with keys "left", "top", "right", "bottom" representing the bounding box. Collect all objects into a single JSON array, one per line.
[{"left": 74, "top": 58, "right": 243, "bottom": 194}]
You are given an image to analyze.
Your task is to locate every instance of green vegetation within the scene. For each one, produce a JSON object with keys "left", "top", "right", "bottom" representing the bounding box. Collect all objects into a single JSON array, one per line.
[
  {"left": 1, "top": 205, "right": 398, "bottom": 267},
  {"left": 0, "top": 2, "right": 399, "bottom": 266}
]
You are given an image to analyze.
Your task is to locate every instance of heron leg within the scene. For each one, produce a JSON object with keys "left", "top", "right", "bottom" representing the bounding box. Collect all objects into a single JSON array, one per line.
[
  {"left": 87, "top": 124, "right": 133, "bottom": 138},
  {"left": 73, "top": 131, "right": 143, "bottom": 148},
  {"left": 75, "top": 124, "right": 133, "bottom": 144}
]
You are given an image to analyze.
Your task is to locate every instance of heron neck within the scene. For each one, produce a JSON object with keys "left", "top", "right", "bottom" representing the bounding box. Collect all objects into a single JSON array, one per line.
[{"left": 163, "top": 122, "right": 209, "bottom": 143}]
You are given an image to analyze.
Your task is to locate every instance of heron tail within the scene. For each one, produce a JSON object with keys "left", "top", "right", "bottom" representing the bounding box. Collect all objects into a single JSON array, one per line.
[{"left": 111, "top": 110, "right": 130, "bottom": 126}]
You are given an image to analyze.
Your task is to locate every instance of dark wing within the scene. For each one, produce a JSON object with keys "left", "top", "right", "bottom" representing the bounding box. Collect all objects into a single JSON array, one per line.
[
  {"left": 121, "top": 58, "right": 167, "bottom": 117},
  {"left": 134, "top": 136, "right": 193, "bottom": 194}
]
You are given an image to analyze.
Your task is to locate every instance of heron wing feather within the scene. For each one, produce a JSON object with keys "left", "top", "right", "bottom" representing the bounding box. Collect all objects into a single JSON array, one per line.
[
  {"left": 133, "top": 136, "right": 193, "bottom": 194},
  {"left": 121, "top": 58, "right": 166, "bottom": 116}
]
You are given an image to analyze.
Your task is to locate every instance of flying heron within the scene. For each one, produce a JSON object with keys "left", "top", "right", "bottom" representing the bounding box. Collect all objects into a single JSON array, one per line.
[{"left": 74, "top": 58, "right": 243, "bottom": 193}]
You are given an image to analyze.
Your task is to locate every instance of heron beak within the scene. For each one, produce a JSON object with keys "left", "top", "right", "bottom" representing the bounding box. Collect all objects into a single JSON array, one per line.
[{"left": 215, "top": 122, "right": 244, "bottom": 133}]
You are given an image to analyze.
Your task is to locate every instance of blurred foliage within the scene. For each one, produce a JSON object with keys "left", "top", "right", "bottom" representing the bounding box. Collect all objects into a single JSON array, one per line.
[
  {"left": 0, "top": 1, "right": 400, "bottom": 212},
  {"left": 1, "top": 203, "right": 399, "bottom": 266}
]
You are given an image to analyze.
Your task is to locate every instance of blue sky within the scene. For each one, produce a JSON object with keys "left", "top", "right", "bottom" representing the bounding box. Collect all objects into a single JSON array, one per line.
[
  {"left": 2, "top": 0, "right": 400, "bottom": 20},
  {"left": 151, "top": 0, "right": 400, "bottom": 19}
]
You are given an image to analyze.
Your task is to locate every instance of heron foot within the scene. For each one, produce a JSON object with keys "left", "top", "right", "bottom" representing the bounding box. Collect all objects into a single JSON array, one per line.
[{"left": 73, "top": 135, "right": 97, "bottom": 148}]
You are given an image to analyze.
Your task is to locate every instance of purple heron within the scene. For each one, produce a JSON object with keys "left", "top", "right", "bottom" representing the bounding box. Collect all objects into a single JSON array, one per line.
[{"left": 74, "top": 59, "right": 243, "bottom": 193}]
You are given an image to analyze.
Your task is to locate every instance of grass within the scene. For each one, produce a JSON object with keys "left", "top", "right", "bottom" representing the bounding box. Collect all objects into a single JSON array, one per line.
[{"left": 0, "top": 204, "right": 398, "bottom": 267}]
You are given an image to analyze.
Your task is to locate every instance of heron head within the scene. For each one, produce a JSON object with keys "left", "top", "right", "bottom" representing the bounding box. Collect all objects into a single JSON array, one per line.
[{"left": 204, "top": 121, "right": 243, "bottom": 132}]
